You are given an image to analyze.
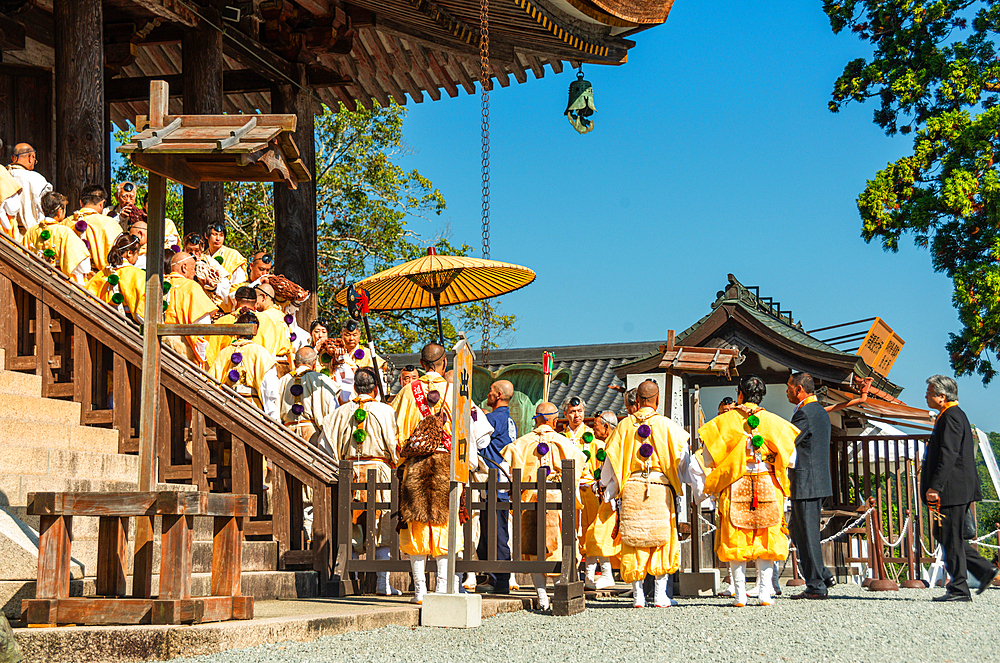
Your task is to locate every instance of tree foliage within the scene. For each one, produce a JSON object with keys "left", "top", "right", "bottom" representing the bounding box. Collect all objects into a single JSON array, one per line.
[
  {"left": 111, "top": 102, "right": 515, "bottom": 355},
  {"left": 826, "top": 1, "right": 1000, "bottom": 382}
]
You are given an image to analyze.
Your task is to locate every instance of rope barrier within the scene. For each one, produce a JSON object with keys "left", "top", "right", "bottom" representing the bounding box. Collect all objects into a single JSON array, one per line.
[
  {"left": 877, "top": 516, "right": 910, "bottom": 548},
  {"left": 679, "top": 513, "right": 718, "bottom": 544},
  {"left": 820, "top": 508, "right": 874, "bottom": 545}
]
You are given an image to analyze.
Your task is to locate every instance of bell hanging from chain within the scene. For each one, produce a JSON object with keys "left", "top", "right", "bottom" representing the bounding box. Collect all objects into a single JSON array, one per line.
[{"left": 564, "top": 66, "right": 596, "bottom": 134}]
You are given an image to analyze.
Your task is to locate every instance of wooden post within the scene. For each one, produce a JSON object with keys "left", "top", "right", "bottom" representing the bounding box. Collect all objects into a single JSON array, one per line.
[
  {"left": 132, "top": 81, "right": 169, "bottom": 598},
  {"left": 181, "top": 7, "right": 224, "bottom": 238},
  {"left": 53, "top": 0, "right": 104, "bottom": 207},
  {"left": 272, "top": 66, "right": 318, "bottom": 326}
]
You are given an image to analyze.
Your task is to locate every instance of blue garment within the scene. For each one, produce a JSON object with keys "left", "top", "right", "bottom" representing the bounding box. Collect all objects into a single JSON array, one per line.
[
  {"left": 479, "top": 405, "right": 516, "bottom": 590},
  {"left": 482, "top": 406, "right": 516, "bottom": 472}
]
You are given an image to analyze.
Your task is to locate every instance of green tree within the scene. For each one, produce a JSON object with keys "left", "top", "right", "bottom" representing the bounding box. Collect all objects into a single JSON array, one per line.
[
  {"left": 825, "top": 1, "right": 1000, "bottom": 382},
  {"left": 976, "top": 430, "right": 1000, "bottom": 537},
  {"left": 111, "top": 103, "right": 515, "bottom": 354}
]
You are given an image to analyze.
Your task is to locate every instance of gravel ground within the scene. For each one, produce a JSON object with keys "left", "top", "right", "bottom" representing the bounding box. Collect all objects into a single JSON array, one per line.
[{"left": 163, "top": 584, "right": 1000, "bottom": 663}]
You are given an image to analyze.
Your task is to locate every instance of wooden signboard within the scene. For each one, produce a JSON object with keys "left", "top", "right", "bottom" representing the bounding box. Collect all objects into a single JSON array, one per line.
[
  {"left": 856, "top": 317, "right": 905, "bottom": 376},
  {"left": 451, "top": 336, "right": 474, "bottom": 483}
]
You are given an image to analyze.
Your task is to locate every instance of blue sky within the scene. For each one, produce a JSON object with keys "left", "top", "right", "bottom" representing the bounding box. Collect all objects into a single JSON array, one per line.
[{"left": 389, "top": 1, "right": 999, "bottom": 432}]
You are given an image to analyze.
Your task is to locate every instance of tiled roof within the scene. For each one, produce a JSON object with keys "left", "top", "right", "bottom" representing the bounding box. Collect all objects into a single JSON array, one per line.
[{"left": 385, "top": 341, "right": 663, "bottom": 416}]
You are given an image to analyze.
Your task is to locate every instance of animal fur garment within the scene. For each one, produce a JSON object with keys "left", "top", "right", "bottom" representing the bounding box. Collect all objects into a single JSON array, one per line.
[
  {"left": 399, "top": 452, "right": 451, "bottom": 525},
  {"left": 620, "top": 481, "right": 673, "bottom": 548},
  {"left": 729, "top": 473, "right": 780, "bottom": 530},
  {"left": 520, "top": 489, "right": 562, "bottom": 557}
]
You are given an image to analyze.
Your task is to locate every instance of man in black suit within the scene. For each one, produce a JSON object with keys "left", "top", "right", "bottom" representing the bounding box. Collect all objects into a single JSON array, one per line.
[
  {"left": 922, "top": 375, "right": 998, "bottom": 601},
  {"left": 786, "top": 372, "right": 835, "bottom": 599}
]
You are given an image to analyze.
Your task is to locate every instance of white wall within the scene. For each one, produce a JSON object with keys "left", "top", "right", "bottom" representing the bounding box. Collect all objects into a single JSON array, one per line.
[{"left": 699, "top": 384, "right": 796, "bottom": 422}]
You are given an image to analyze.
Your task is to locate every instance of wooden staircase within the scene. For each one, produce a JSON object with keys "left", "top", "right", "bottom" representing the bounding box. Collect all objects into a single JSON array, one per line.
[{"left": 0, "top": 236, "right": 337, "bottom": 620}]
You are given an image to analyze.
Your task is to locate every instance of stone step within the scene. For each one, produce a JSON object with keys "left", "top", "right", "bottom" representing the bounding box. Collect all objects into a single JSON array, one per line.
[
  {"left": 2, "top": 446, "right": 138, "bottom": 484},
  {"left": 0, "top": 369, "right": 42, "bottom": 397},
  {"left": 0, "top": 416, "right": 120, "bottom": 454},
  {"left": 0, "top": 475, "right": 194, "bottom": 511},
  {"left": 0, "top": 570, "right": 317, "bottom": 620},
  {"left": 1, "top": 392, "right": 80, "bottom": 425}
]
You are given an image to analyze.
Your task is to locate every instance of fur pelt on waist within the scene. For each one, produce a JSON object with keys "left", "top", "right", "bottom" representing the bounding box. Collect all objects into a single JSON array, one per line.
[{"left": 399, "top": 452, "right": 451, "bottom": 526}]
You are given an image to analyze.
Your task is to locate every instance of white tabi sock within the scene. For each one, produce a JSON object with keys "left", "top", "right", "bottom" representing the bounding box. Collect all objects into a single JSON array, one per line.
[
  {"left": 632, "top": 580, "right": 646, "bottom": 608},
  {"left": 531, "top": 573, "right": 549, "bottom": 609},
  {"left": 585, "top": 557, "right": 598, "bottom": 589},
  {"left": 729, "top": 562, "right": 747, "bottom": 606},
  {"left": 375, "top": 547, "right": 401, "bottom": 596},
  {"left": 434, "top": 555, "right": 449, "bottom": 593},
  {"left": 410, "top": 555, "right": 426, "bottom": 604},
  {"left": 596, "top": 559, "right": 615, "bottom": 589},
  {"left": 756, "top": 559, "right": 774, "bottom": 604},
  {"left": 653, "top": 574, "right": 669, "bottom": 607}
]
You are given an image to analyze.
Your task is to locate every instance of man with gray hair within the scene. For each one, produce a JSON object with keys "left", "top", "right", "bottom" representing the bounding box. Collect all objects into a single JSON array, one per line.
[
  {"left": 562, "top": 396, "right": 592, "bottom": 444},
  {"left": 922, "top": 374, "right": 997, "bottom": 601}
]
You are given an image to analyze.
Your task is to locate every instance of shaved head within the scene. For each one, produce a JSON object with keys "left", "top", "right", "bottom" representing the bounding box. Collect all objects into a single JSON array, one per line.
[
  {"left": 296, "top": 346, "right": 318, "bottom": 366},
  {"left": 534, "top": 401, "right": 559, "bottom": 426},
  {"left": 420, "top": 343, "right": 447, "bottom": 372},
  {"left": 494, "top": 380, "right": 513, "bottom": 400},
  {"left": 637, "top": 380, "right": 659, "bottom": 400}
]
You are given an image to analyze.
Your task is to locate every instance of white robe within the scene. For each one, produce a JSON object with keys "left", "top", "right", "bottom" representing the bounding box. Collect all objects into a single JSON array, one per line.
[
  {"left": 278, "top": 367, "right": 342, "bottom": 457},
  {"left": 6, "top": 166, "right": 51, "bottom": 235}
]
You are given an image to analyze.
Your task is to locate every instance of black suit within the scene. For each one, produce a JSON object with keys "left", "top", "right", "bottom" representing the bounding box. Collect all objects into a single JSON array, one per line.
[
  {"left": 921, "top": 404, "right": 992, "bottom": 597},
  {"left": 788, "top": 400, "right": 834, "bottom": 595}
]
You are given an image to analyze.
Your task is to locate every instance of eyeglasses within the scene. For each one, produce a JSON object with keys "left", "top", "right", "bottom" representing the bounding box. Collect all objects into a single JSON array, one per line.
[
  {"left": 122, "top": 182, "right": 135, "bottom": 192},
  {"left": 15, "top": 150, "right": 36, "bottom": 158}
]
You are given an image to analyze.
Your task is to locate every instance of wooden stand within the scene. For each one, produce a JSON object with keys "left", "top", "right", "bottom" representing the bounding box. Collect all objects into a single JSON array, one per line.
[
  {"left": 786, "top": 546, "right": 805, "bottom": 587},
  {"left": 22, "top": 491, "right": 256, "bottom": 626}
]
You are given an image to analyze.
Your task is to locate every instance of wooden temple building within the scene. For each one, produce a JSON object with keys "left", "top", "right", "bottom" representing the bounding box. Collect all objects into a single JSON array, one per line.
[{"left": 0, "top": 0, "right": 674, "bottom": 318}]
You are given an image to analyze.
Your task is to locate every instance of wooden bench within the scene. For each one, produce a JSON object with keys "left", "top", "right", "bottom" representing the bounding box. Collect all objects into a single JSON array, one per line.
[{"left": 21, "top": 491, "right": 256, "bottom": 625}]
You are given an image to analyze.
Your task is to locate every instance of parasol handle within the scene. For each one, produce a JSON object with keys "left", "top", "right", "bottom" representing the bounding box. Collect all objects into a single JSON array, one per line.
[{"left": 361, "top": 315, "right": 386, "bottom": 402}]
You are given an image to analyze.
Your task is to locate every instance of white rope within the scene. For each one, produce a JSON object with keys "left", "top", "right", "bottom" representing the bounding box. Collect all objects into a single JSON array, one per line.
[
  {"left": 920, "top": 538, "right": 936, "bottom": 557},
  {"left": 679, "top": 513, "right": 718, "bottom": 544},
  {"left": 974, "top": 541, "right": 1000, "bottom": 549},
  {"left": 820, "top": 508, "right": 874, "bottom": 545},
  {"left": 972, "top": 529, "right": 1000, "bottom": 544},
  {"left": 877, "top": 516, "right": 910, "bottom": 549}
]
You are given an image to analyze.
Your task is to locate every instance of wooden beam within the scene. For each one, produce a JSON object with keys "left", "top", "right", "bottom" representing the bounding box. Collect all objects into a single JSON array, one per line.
[
  {"left": 222, "top": 25, "right": 298, "bottom": 85},
  {"left": 0, "top": 14, "right": 26, "bottom": 50},
  {"left": 296, "top": 0, "right": 331, "bottom": 15},
  {"left": 129, "top": 0, "right": 198, "bottom": 28}
]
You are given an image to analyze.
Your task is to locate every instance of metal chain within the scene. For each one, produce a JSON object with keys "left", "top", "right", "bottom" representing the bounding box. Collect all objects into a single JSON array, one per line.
[
  {"left": 479, "top": 0, "right": 492, "bottom": 365},
  {"left": 820, "top": 507, "right": 874, "bottom": 545}
]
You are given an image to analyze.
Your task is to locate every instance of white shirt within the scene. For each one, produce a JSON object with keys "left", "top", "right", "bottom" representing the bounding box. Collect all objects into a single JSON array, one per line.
[{"left": 7, "top": 165, "right": 51, "bottom": 233}]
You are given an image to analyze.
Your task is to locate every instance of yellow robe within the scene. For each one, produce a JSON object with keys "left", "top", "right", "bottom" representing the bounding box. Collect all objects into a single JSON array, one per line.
[
  {"left": 579, "top": 435, "right": 619, "bottom": 559},
  {"left": 25, "top": 219, "right": 89, "bottom": 282},
  {"left": 205, "top": 309, "right": 283, "bottom": 367},
  {"left": 502, "top": 426, "right": 586, "bottom": 565},
  {"left": 0, "top": 168, "right": 21, "bottom": 241},
  {"left": 257, "top": 306, "right": 294, "bottom": 363},
  {"left": 86, "top": 264, "right": 146, "bottom": 323},
  {"left": 698, "top": 407, "right": 798, "bottom": 563},
  {"left": 210, "top": 245, "right": 247, "bottom": 280},
  {"left": 394, "top": 373, "right": 458, "bottom": 557},
  {"left": 603, "top": 408, "right": 689, "bottom": 581},
  {"left": 163, "top": 273, "right": 218, "bottom": 365},
  {"left": 64, "top": 208, "right": 124, "bottom": 273},
  {"left": 209, "top": 340, "right": 275, "bottom": 412}
]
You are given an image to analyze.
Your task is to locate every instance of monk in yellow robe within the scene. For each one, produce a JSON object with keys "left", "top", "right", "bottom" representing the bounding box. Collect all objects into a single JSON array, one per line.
[
  {"left": 503, "top": 402, "right": 586, "bottom": 610},
  {"left": 393, "top": 343, "right": 459, "bottom": 604},
  {"left": 205, "top": 286, "right": 284, "bottom": 367},
  {"left": 208, "top": 311, "right": 279, "bottom": 419},
  {"left": 581, "top": 410, "right": 621, "bottom": 589},
  {"left": 86, "top": 233, "right": 145, "bottom": 322},
  {"left": 26, "top": 192, "right": 91, "bottom": 286},
  {"left": 0, "top": 164, "right": 22, "bottom": 241},
  {"left": 206, "top": 221, "right": 247, "bottom": 284},
  {"left": 254, "top": 283, "right": 294, "bottom": 374},
  {"left": 64, "top": 185, "right": 124, "bottom": 274},
  {"left": 600, "top": 380, "right": 702, "bottom": 608},
  {"left": 698, "top": 374, "right": 798, "bottom": 607},
  {"left": 162, "top": 251, "right": 219, "bottom": 366}
]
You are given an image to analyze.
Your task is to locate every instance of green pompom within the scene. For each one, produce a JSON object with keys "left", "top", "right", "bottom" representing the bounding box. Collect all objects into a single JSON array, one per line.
[
  {"left": 162, "top": 301, "right": 169, "bottom": 311},
  {"left": 111, "top": 293, "right": 124, "bottom": 305},
  {"left": 214, "top": 255, "right": 224, "bottom": 265},
  {"left": 352, "top": 429, "right": 367, "bottom": 444},
  {"left": 321, "top": 353, "right": 332, "bottom": 364},
  {"left": 747, "top": 414, "right": 760, "bottom": 429},
  {"left": 107, "top": 273, "right": 120, "bottom": 286},
  {"left": 751, "top": 434, "right": 764, "bottom": 449},
  {"left": 354, "top": 408, "right": 367, "bottom": 423},
  {"left": 594, "top": 468, "right": 601, "bottom": 481},
  {"left": 162, "top": 281, "right": 172, "bottom": 294},
  {"left": 39, "top": 229, "right": 51, "bottom": 241},
  {"left": 595, "top": 448, "right": 606, "bottom": 462},
  {"left": 43, "top": 248, "right": 56, "bottom": 258},
  {"left": 583, "top": 449, "right": 592, "bottom": 461},
  {"left": 583, "top": 431, "right": 594, "bottom": 443},
  {"left": 321, "top": 368, "right": 331, "bottom": 377}
]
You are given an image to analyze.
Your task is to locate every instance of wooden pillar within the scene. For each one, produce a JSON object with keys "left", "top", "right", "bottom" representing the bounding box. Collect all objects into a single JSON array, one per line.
[
  {"left": 181, "top": 8, "right": 224, "bottom": 237},
  {"left": 272, "top": 68, "right": 318, "bottom": 325},
  {"left": 53, "top": 0, "right": 104, "bottom": 207}
]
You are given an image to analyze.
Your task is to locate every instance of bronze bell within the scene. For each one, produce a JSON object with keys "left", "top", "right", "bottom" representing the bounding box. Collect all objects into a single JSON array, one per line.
[{"left": 564, "top": 69, "right": 596, "bottom": 134}]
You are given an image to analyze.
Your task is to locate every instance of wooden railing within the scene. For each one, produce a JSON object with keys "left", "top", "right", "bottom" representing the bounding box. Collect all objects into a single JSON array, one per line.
[
  {"left": 830, "top": 434, "right": 935, "bottom": 570},
  {"left": 0, "top": 234, "right": 339, "bottom": 583}
]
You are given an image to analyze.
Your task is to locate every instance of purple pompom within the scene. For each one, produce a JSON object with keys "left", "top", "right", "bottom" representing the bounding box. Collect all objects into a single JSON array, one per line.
[
  {"left": 471, "top": 409, "right": 478, "bottom": 422},
  {"left": 227, "top": 368, "right": 240, "bottom": 383},
  {"left": 639, "top": 443, "right": 654, "bottom": 459},
  {"left": 541, "top": 465, "right": 551, "bottom": 477},
  {"left": 637, "top": 424, "right": 652, "bottom": 439},
  {"left": 289, "top": 332, "right": 297, "bottom": 341},
  {"left": 170, "top": 244, "right": 181, "bottom": 254},
  {"left": 426, "top": 390, "right": 440, "bottom": 405},
  {"left": 354, "top": 348, "right": 365, "bottom": 360},
  {"left": 230, "top": 352, "right": 243, "bottom": 365},
  {"left": 83, "top": 239, "right": 91, "bottom": 250},
  {"left": 291, "top": 403, "right": 305, "bottom": 416},
  {"left": 290, "top": 384, "right": 304, "bottom": 397},
  {"left": 74, "top": 219, "right": 88, "bottom": 232},
  {"left": 284, "top": 314, "right": 294, "bottom": 325},
  {"left": 536, "top": 442, "right": 549, "bottom": 457}
]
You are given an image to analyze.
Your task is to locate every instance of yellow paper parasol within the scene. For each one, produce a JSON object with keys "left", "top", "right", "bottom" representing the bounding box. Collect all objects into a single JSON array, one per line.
[{"left": 335, "top": 247, "right": 535, "bottom": 343}]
